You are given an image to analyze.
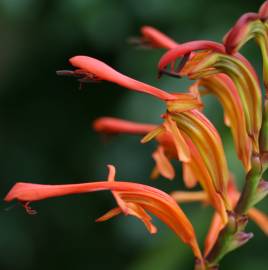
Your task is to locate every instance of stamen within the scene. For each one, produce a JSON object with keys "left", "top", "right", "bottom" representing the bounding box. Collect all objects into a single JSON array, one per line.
[
  {"left": 158, "top": 53, "right": 191, "bottom": 79},
  {"left": 22, "top": 202, "right": 37, "bottom": 215},
  {"left": 127, "top": 37, "right": 153, "bottom": 49},
  {"left": 56, "top": 70, "right": 101, "bottom": 83}
]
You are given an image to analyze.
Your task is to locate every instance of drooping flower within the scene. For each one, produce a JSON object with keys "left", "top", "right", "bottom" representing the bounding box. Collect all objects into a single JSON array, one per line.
[
  {"left": 158, "top": 41, "right": 262, "bottom": 153},
  {"left": 93, "top": 113, "right": 229, "bottom": 223},
  {"left": 223, "top": 6, "right": 268, "bottom": 90},
  {"left": 4, "top": 165, "right": 203, "bottom": 261},
  {"left": 135, "top": 27, "right": 253, "bottom": 170},
  {"left": 188, "top": 75, "right": 252, "bottom": 171}
]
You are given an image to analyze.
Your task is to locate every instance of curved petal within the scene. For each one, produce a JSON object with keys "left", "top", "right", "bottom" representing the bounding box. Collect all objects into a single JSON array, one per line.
[
  {"left": 172, "top": 110, "right": 229, "bottom": 204},
  {"left": 196, "top": 74, "right": 252, "bottom": 171},
  {"left": 152, "top": 146, "right": 175, "bottom": 180},
  {"left": 4, "top": 165, "right": 203, "bottom": 260}
]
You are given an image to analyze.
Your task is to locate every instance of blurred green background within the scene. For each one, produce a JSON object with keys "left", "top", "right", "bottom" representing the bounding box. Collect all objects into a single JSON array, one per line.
[{"left": 0, "top": 0, "right": 267, "bottom": 269}]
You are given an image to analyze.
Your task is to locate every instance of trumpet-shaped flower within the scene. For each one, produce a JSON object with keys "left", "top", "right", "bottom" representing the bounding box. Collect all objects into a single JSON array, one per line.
[
  {"left": 4, "top": 165, "right": 203, "bottom": 261},
  {"left": 57, "top": 56, "right": 202, "bottom": 114}
]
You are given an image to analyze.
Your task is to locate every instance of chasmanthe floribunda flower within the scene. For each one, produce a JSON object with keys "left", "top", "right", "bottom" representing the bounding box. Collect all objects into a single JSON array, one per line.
[
  {"left": 4, "top": 165, "right": 203, "bottom": 261},
  {"left": 158, "top": 41, "right": 262, "bottom": 153},
  {"left": 93, "top": 116, "right": 228, "bottom": 223},
  {"left": 137, "top": 27, "right": 252, "bottom": 171},
  {"left": 58, "top": 56, "right": 203, "bottom": 114}
]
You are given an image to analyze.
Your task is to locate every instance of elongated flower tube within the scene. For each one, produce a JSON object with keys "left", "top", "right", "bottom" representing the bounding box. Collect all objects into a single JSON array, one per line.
[
  {"left": 191, "top": 74, "right": 252, "bottom": 171},
  {"left": 93, "top": 117, "right": 156, "bottom": 135},
  {"left": 171, "top": 110, "right": 230, "bottom": 205},
  {"left": 4, "top": 165, "right": 203, "bottom": 261},
  {"left": 159, "top": 45, "right": 262, "bottom": 151},
  {"left": 57, "top": 56, "right": 202, "bottom": 114}
]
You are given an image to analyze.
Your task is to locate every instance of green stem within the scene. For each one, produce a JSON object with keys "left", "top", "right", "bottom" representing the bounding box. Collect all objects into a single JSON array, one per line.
[
  {"left": 205, "top": 133, "right": 264, "bottom": 268},
  {"left": 260, "top": 96, "right": 268, "bottom": 155},
  {"left": 235, "top": 155, "right": 262, "bottom": 214}
]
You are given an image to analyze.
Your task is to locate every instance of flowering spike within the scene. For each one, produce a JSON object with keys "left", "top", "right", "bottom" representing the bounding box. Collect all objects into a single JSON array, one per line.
[{"left": 4, "top": 166, "right": 203, "bottom": 260}]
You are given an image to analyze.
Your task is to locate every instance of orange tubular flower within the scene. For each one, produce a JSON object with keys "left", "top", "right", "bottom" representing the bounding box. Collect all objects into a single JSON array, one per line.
[
  {"left": 92, "top": 116, "right": 228, "bottom": 224},
  {"left": 92, "top": 111, "right": 229, "bottom": 222},
  {"left": 4, "top": 165, "right": 203, "bottom": 261},
  {"left": 57, "top": 56, "right": 202, "bottom": 114}
]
